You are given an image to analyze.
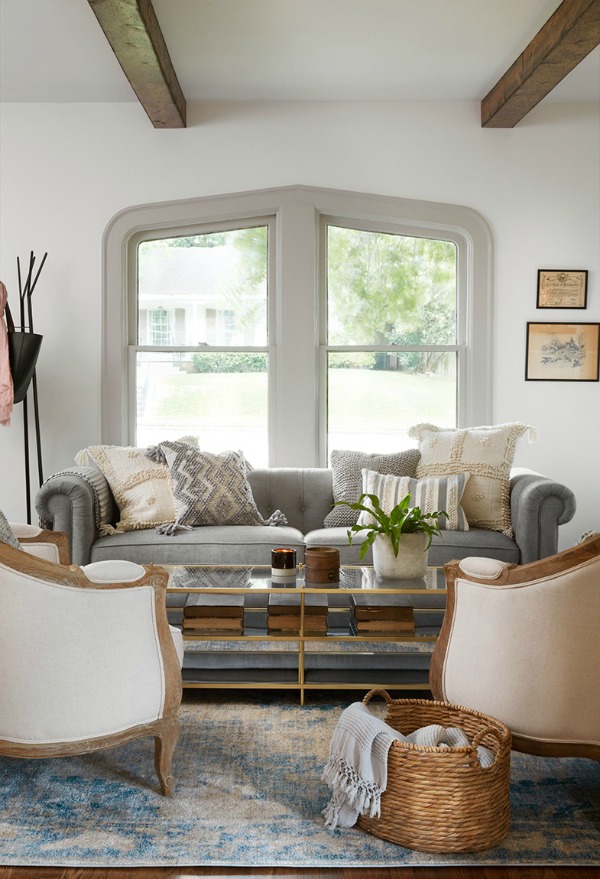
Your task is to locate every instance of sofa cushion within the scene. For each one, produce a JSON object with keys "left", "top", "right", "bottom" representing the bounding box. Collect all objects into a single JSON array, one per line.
[
  {"left": 408, "top": 422, "right": 534, "bottom": 537},
  {"left": 323, "top": 448, "right": 421, "bottom": 528},
  {"left": 90, "top": 524, "right": 306, "bottom": 566},
  {"left": 357, "top": 469, "right": 470, "bottom": 531},
  {"left": 304, "top": 525, "right": 520, "bottom": 567},
  {"left": 158, "top": 443, "right": 282, "bottom": 528}
]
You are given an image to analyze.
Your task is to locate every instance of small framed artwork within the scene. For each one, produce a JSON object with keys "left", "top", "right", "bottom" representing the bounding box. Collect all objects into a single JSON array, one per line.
[
  {"left": 537, "top": 269, "right": 588, "bottom": 309},
  {"left": 526, "top": 322, "right": 600, "bottom": 381}
]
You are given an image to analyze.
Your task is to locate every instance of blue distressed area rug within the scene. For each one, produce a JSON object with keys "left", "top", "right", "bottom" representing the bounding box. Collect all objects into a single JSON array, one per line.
[{"left": 0, "top": 691, "right": 599, "bottom": 867}]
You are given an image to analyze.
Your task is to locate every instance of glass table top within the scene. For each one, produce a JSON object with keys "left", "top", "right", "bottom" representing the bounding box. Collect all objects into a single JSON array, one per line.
[{"left": 163, "top": 564, "right": 446, "bottom": 593}]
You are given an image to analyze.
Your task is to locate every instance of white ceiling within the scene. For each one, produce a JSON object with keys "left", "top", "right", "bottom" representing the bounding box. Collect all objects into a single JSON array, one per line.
[{"left": 1, "top": 0, "right": 599, "bottom": 105}]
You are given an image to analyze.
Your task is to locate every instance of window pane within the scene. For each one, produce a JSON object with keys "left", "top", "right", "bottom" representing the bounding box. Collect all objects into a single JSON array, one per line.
[
  {"left": 135, "top": 352, "right": 269, "bottom": 467},
  {"left": 137, "top": 227, "right": 268, "bottom": 346},
  {"left": 327, "top": 226, "right": 456, "bottom": 346},
  {"left": 327, "top": 352, "right": 456, "bottom": 454}
]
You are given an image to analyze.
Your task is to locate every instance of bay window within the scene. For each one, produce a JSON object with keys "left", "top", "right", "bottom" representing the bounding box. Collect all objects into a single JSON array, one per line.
[{"left": 103, "top": 186, "right": 492, "bottom": 467}]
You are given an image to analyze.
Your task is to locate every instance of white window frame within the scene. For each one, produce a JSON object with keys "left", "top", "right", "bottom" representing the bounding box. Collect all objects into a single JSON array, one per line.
[
  {"left": 102, "top": 185, "right": 493, "bottom": 467},
  {"left": 319, "top": 215, "right": 467, "bottom": 462},
  {"left": 127, "top": 216, "right": 275, "bottom": 457}
]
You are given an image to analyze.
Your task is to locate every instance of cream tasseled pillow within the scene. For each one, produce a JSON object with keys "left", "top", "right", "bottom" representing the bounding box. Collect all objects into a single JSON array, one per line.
[{"left": 408, "top": 423, "right": 536, "bottom": 537}]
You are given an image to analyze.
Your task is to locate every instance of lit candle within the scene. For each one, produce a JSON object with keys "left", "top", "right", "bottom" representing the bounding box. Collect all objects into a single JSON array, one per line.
[{"left": 271, "top": 547, "right": 297, "bottom": 580}]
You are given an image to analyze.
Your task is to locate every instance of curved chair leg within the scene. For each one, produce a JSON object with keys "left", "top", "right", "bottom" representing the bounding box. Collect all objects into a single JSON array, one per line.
[{"left": 154, "top": 716, "right": 180, "bottom": 796}]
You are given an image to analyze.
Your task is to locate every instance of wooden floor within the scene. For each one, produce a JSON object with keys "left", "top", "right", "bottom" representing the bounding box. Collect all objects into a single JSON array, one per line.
[{"left": 0, "top": 867, "right": 598, "bottom": 878}]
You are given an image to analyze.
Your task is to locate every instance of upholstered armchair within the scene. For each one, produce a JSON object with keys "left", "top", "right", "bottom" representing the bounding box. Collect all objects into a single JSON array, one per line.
[
  {"left": 430, "top": 535, "right": 600, "bottom": 761},
  {"left": 0, "top": 539, "right": 183, "bottom": 794}
]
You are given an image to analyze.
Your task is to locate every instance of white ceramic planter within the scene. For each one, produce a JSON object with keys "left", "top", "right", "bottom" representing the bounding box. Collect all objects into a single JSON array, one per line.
[{"left": 372, "top": 532, "right": 429, "bottom": 579}]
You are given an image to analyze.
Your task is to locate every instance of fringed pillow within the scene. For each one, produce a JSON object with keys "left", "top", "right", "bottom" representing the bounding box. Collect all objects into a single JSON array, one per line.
[
  {"left": 153, "top": 442, "right": 286, "bottom": 534},
  {"left": 408, "top": 423, "right": 536, "bottom": 536}
]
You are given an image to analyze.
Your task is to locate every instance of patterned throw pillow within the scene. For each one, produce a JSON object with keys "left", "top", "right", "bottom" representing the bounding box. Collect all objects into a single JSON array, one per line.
[
  {"left": 357, "top": 469, "right": 470, "bottom": 531},
  {"left": 157, "top": 442, "right": 283, "bottom": 530},
  {"left": 76, "top": 437, "right": 199, "bottom": 534},
  {"left": 408, "top": 423, "right": 535, "bottom": 536},
  {"left": 324, "top": 448, "right": 421, "bottom": 528},
  {"left": 0, "top": 509, "right": 21, "bottom": 548}
]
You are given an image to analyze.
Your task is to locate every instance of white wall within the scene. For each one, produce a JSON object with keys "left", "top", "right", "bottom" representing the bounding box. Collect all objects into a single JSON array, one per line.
[{"left": 0, "top": 100, "right": 598, "bottom": 548}]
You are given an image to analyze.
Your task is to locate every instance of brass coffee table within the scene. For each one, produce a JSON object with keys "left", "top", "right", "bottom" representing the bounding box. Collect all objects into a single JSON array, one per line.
[{"left": 165, "top": 563, "right": 446, "bottom": 704}]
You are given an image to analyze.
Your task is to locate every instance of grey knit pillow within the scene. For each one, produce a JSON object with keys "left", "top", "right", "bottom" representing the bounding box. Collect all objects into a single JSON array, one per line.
[
  {"left": 0, "top": 509, "right": 21, "bottom": 549},
  {"left": 324, "top": 448, "right": 421, "bottom": 528}
]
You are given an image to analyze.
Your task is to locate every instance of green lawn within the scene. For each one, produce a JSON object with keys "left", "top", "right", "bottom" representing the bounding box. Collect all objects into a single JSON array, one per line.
[
  {"left": 329, "top": 368, "right": 455, "bottom": 428},
  {"left": 147, "top": 368, "right": 455, "bottom": 429}
]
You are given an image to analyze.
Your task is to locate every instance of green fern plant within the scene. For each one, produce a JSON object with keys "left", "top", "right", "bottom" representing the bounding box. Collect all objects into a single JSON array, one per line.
[{"left": 335, "top": 492, "right": 446, "bottom": 561}]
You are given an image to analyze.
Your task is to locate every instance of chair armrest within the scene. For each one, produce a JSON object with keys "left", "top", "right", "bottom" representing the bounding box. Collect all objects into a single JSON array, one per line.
[
  {"left": 10, "top": 523, "right": 70, "bottom": 565},
  {"left": 35, "top": 466, "right": 113, "bottom": 566},
  {"left": 509, "top": 467, "right": 576, "bottom": 563}
]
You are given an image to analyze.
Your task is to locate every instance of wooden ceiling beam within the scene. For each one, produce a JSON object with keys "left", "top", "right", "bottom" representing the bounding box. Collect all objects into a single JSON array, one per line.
[
  {"left": 87, "top": 0, "right": 186, "bottom": 128},
  {"left": 481, "top": 0, "right": 600, "bottom": 128}
]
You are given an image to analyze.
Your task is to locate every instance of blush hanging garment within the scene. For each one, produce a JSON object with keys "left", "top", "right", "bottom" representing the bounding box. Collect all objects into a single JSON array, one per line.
[{"left": 0, "top": 282, "right": 14, "bottom": 426}]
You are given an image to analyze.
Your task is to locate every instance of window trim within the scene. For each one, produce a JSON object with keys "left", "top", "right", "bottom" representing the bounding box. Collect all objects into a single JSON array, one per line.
[{"left": 102, "top": 185, "right": 493, "bottom": 466}]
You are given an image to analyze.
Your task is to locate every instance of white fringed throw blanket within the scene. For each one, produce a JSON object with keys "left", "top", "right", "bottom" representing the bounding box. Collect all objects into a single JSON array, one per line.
[
  {"left": 322, "top": 702, "right": 495, "bottom": 829},
  {"left": 322, "top": 702, "right": 401, "bottom": 829}
]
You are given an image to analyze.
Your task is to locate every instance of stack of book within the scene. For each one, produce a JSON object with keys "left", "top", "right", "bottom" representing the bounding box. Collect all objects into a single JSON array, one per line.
[
  {"left": 182, "top": 593, "right": 245, "bottom": 635},
  {"left": 267, "top": 593, "right": 328, "bottom": 635},
  {"left": 350, "top": 595, "right": 416, "bottom": 636}
]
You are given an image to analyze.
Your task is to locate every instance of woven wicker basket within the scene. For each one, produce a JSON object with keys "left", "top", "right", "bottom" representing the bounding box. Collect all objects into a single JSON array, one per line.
[{"left": 357, "top": 689, "right": 512, "bottom": 853}]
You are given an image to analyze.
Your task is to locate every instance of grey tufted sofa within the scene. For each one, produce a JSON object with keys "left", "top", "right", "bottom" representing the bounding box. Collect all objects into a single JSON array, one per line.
[{"left": 36, "top": 465, "right": 576, "bottom": 568}]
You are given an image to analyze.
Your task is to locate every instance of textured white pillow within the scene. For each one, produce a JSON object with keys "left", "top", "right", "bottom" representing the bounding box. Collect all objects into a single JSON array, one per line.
[
  {"left": 78, "top": 437, "right": 198, "bottom": 534},
  {"left": 408, "top": 423, "right": 535, "bottom": 536},
  {"left": 358, "top": 469, "right": 470, "bottom": 531}
]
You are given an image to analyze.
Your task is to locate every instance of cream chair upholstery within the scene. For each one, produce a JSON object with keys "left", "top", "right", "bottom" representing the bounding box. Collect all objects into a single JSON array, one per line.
[
  {"left": 0, "top": 540, "right": 183, "bottom": 794},
  {"left": 430, "top": 535, "right": 600, "bottom": 761},
  {"left": 10, "top": 523, "right": 70, "bottom": 564}
]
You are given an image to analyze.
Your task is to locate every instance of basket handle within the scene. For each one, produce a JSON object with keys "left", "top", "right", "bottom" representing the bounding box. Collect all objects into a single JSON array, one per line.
[
  {"left": 362, "top": 688, "right": 393, "bottom": 706},
  {"left": 470, "top": 725, "right": 505, "bottom": 764}
]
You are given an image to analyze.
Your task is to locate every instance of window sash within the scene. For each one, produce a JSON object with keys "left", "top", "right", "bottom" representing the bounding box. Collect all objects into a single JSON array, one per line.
[
  {"left": 128, "top": 216, "right": 275, "bottom": 452},
  {"left": 318, "top": 214, "right": 466, "bottom": 462}
]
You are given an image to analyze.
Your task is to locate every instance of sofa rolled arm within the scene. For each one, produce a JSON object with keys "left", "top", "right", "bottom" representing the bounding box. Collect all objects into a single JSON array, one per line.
[
  {"left": 35, "top": 467, "right": 112, "bottom": 566},
  {"left": 510, "top": 467, "right": 576, "bottom": 563}
]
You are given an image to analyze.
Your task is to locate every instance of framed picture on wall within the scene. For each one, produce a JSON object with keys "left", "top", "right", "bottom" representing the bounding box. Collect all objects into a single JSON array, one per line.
[
  {"left": 526, "top": 322, "right": 600, "bottom": 381},
  {"left": 537, "top": 270, "right": 588, "bottom": 309}
]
